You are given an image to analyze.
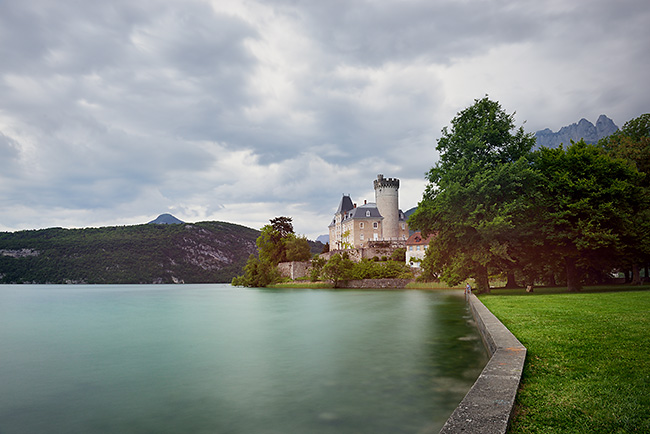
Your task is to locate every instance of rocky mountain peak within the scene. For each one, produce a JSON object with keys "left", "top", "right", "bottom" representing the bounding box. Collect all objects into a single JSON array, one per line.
[
  {"left": 535, "top": 115, "right": 618, "bottom": 149},
  {"left": 148, "top": 213, "right": 184, "bottom": 224}
]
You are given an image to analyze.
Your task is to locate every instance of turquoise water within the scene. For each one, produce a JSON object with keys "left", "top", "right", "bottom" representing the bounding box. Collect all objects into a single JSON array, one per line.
[{"left": 0, "top": 284, "right": 487, "bottom": 434}]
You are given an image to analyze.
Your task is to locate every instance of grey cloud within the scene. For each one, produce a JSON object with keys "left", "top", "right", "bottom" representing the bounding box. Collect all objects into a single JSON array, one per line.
[
  {"left": 0, "top": 132, "right": 20, "bottom": 174},
  {"left": 1, "top": 0, "right": 649, "bottom": 234},
  {"left": 269, "top": 0, "right": 544, "bottom": 66}
]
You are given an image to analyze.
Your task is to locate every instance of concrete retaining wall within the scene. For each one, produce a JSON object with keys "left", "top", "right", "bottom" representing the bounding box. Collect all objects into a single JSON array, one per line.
[{"left": 439, "top": 294, "right": 526, "bottom": 434}]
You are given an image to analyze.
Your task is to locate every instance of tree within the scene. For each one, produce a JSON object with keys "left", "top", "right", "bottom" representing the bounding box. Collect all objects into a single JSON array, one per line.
[
  {"left": 600, "top": 114, "right": 650, "bottom": 177},
  {"left": 232, "top": 216, "right": 310, "bottom": 287},
  {"left": 270, "top": 216, "right": 294, "bottom": 238},
  {"left": 321, "top": 253, "right": 355, "bottom": 288},
  {"left": 284, "top": 234, "right": 312, "bottom": 262},
  {"left": 310, "top": 255, "right": 326, "bottom": 281},
  {"left": 599, "top": 114, "right": 650, "bottom": 284},
  {"left": 409, "top": 96, "right": 536, "bottom": 293},
  {"left": 529, "top": 140, "right": 644, "bottom": 291}
]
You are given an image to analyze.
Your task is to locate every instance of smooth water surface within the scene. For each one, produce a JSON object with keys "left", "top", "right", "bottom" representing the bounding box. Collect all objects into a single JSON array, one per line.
[{"left": 0, "top": 284, "right": 487, "bottom": 433}]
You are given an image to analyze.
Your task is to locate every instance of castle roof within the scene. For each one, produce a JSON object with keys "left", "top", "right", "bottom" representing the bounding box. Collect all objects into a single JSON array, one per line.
[
  {"left": 336, "top": 195, "right": 355, "bottom": 214},
  {"left": 343, "top": 202, "right": 383, "bottom": 221}
]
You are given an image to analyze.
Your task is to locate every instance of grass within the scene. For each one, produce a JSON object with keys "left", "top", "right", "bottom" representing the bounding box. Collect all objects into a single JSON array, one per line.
[{"left": 479, "top": 287, "right": 650, "bottom": 433}]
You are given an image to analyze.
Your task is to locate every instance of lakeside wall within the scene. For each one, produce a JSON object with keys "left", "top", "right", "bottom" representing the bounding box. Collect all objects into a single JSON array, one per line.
[{"left": 439, "top": 294, "right": 526, "bottom": 433}]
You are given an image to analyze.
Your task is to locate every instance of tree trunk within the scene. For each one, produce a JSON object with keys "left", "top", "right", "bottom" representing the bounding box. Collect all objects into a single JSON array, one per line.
[
  {"left": 631, "top": 263, "right": 642, "bottom": 285},
  {"left": 565, "top": 257, "right": 581, "bottom": 292},
  {"left": 504, "top": 271, "right": 518, "bottom": 288},
  {"left": 475, "top": 264, "right": 491, "bottom": 294},
  {"left": 543, "top": 271, "right": 557, "bottom": 287}
]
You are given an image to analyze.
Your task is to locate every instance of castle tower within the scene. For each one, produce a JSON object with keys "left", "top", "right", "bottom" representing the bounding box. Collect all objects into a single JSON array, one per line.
[{"left": 374, "top": 174, "right": 400, "bottom": 240}]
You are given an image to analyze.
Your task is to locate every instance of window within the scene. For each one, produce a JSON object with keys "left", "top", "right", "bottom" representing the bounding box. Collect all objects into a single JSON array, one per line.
[
  {"left": 366, "top": 210, "right": 371, "bottom": 217},
  {"left": 401, "top": 223, "right": 405, "bottom": 230},
  {"left": 360, "top": 234, "right": 364, "bottom": 240},
  {"left": 409, "top": 246, "right": 413, "bottom": 251},
  {"left": 416, "top": 246, "right": 421, "bottom": 251},
  {"left": 360, "top": 222, "right": 364, "bottom": 229},
  {"left": 373, "top": 222, "right": 378, "bottom": 229}
]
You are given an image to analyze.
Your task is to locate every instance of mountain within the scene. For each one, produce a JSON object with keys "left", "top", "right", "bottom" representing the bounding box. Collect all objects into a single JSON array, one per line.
[
  {"left": 0, "top": 221, "right": 259, "bottom": 284},
  {"left": 535, "top": 115, "right": 618, "bottom": 149},
  {"left": 316, "top": 234, "right": 329, "bottom": 244},
  {"left": 148, "top": 213, "right": 184, "bottom": 224}
]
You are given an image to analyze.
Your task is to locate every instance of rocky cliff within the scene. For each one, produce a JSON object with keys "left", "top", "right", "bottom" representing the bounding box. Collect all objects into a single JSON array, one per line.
[{"left": 535, "top": 115, "right": 618, "bottom": 149}]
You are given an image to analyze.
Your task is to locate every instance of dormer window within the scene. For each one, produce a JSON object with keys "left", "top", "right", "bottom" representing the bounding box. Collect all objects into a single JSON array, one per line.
[{"left": 366, "top": 210, "right": 371, "bottom": 217}]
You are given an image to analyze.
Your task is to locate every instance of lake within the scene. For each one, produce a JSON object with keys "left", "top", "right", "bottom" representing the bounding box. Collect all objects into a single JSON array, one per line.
[{"left": 0, "top": 284, "right": 488, "bottom": 434}]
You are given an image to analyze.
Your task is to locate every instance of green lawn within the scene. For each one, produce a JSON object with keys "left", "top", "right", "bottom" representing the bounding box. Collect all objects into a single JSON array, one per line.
[{"left": 479, "top": 288, "right": 650, "bottom": 433}]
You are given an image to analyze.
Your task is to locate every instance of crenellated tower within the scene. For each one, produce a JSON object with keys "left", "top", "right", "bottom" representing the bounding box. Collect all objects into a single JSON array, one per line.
[{"left": 374, "top": 174, "right": 400, "bottom": 240}]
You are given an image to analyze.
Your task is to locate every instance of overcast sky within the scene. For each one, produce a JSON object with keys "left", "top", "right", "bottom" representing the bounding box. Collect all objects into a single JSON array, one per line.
[{"left": 1, "top": 0, "right": 648, "bottom": 239}]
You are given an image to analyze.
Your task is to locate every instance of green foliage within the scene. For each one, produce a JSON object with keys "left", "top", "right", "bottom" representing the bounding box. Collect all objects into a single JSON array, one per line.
[
  {"left": 409, "top": 96, "right": 536, "bottom": 293},
  {"left": 390, "top": 247, "right": 406, "bottom": 262},
  {"left": 310, "top": 255, "right": 326, "bottom": 282},
  {"left": 231, "top": 254, "right": 279, "bottom": 287},
  {"left": 411, "top": 97, "right": 650, "bottom": 292},
  {"left": 348, "top": 258, "right": 411, "bottom": 280},
  {"left": 600, "top": 113, "right": 650, "bottom": 177},
  {"left": 321, "top": 253, "right": 355, "bottom": 287},
  {"left": 529, "top": 140, "right": 644, "bottom": 291},
  {"left": 233, "top": 216, "right": 311, "bottom": 287},
  {"left": 284, "top": 234, "right": 312, "bottom": 262},
  {"left": 315, "top": 254, "right": 412, "bottom": 286},
  {"left": 0, "top": 221, "right": 260, "bottom": 284}
]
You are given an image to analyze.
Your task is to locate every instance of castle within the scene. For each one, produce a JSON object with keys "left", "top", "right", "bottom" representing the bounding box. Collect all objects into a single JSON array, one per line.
[{"left": 328, "top": 174, "right": 409, "bottom": 251}]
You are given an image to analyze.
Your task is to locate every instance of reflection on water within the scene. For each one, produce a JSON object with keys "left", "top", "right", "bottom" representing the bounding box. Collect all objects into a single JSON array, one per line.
[{"left": 0, "top": 284, "right": 487, "bottom": 434}]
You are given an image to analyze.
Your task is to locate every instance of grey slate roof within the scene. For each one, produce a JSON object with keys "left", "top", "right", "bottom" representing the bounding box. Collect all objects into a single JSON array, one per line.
[
  {"left": 342, "top": 203, "right": 383, "bottom": 221},
  {"left": 336, "top": 195, "right": 355, "bottom": 214}
]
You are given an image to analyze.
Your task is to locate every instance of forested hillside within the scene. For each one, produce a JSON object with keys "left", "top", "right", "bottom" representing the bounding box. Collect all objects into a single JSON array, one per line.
[{"left": 0, "top": 221, "right": 260, "bottom": 284}]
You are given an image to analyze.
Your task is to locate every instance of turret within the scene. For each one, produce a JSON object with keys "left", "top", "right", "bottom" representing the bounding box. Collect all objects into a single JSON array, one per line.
[{"left": 374, "top": 174, "right": 400, "bottom": 240}]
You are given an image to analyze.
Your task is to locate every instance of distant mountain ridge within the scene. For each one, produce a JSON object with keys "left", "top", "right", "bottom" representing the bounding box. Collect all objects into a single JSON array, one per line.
[
  {"left": 535, "top": 115, "right": 618, "bottom": 149},
  {"left": 0, "top": 221, "right": 259, "bottom": 284}
]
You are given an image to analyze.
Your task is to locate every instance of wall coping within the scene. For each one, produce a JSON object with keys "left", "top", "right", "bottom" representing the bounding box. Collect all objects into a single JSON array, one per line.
[{"left": 439, "top": 293, "right": 527, "bottom": 434}]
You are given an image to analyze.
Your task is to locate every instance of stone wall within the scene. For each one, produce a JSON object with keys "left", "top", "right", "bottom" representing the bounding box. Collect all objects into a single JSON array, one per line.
[
  {"left": 439, "top": 294, "right": 526, "bottom": 434},
  {"left": 277, "top": 261, "right": 312, "bottom": 280},
  {"left": 319, "top": 242, "right": 405, "bottom": 263}
]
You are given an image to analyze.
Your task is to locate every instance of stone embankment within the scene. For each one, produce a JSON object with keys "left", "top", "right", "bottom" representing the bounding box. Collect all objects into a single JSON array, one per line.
[{"left": 439, "top": 293, "right": 526, "bottom": 434}]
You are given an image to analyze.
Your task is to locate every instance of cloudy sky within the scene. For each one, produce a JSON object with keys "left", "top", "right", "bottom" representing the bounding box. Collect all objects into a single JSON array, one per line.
[{"left": 1, "top": 0, "right": 648, "bottom": 239}]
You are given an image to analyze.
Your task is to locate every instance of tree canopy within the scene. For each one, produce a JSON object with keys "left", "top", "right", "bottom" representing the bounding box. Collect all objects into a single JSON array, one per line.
[
  {"left": 410, "top": 98, "right": 648, "bottom": 292},
  {"left": 409, "top": 96, "right": 536, "bottom": 292},
  {"left": 232, "top": 216, "right": 312, "bottom": 287}
]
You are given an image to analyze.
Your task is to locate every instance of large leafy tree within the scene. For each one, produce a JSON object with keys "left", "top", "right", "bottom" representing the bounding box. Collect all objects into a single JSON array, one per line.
[
  {"left": 598, "top": 113, "right": 650, "bottom": 283},
  {"left": 529, "top": 140, "right": 644, "bottom": 291},
  {"left": 409, "top": 97, "right": 536, "bottom": 293},
  {"left": 232, "top": 216, "right": 311, "bottom": 287}
]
